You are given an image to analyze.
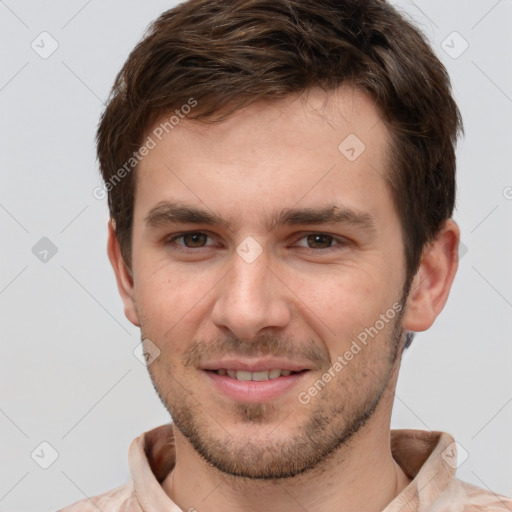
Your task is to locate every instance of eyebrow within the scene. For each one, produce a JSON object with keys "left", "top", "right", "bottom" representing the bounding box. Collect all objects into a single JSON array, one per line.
[
  {"left": 145, "top": 201, "right": 233, "bottom": 230},
  {"left": 144, "top": 200, "right": 376, "bottom": 233},
  {"left": 267, "top": 205, "right": 375, "bottom": 233}
]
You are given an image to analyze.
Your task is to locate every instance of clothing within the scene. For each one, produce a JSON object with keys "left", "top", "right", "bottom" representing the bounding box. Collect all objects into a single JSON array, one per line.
[{"left": 58, "top": 424, "right": 511, "bottom": 511}]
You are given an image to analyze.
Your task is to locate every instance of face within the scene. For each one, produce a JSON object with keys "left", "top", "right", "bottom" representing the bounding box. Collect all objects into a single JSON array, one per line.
[{"left": 124, "top": 86, "right": 412, "bottom": 479}]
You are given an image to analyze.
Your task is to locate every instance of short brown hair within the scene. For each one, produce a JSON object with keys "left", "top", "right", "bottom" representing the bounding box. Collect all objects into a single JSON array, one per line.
[{"left": 97, "top": 0, "right": 463, "bottom": 285}]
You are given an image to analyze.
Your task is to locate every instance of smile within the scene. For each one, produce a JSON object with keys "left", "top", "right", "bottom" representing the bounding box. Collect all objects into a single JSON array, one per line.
[
  {"left": 209, "top": 368, "right": 305, "bottom": 381},
  {"left": 203, "top": 369, "right": 310, "bottom": 402}
]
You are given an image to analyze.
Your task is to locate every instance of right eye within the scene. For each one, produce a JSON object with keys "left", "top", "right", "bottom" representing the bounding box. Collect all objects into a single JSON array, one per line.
[{"left": 164, "top": 231, "right": 219, "bottom": 250}]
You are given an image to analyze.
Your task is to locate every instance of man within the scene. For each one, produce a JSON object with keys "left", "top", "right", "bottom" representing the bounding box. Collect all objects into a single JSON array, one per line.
[{"left": 60, "top": 0, "right": 511, "bottom": 510}]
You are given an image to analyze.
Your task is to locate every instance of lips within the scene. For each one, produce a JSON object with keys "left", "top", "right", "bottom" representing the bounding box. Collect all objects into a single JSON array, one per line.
[
  {"left": 200, "top": 358, "right": 311, "bottom": 373},
  {"left": 207, "top": 368, "right": 307, "bottom": 381},
  {"left": 204, "top": 368, "right": 309, "bottom": 402},
  {"left": 200, "top": 357, "right": 312, "bottom": 401}
]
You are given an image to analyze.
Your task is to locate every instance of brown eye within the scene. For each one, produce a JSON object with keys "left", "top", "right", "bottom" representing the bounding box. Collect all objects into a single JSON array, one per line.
[
  {"left": 181, "top": 233, "right": 208, "bottom": 247},
  {"left": 305, "top": 234, "right": 335, "bottom": 249},
  {"left": 167, "top": 232, "right": 216, "bottom": 248},
  {"left": 293, "top": 232, "right": 349, "bottom": 252}
]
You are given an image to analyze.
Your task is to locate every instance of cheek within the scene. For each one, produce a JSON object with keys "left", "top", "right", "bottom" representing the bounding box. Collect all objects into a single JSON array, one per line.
[
  {"left": 298, "top": 269, "right": 400, "bottom": 350},
  {"left": 135, "top": 269, "right": 196, "bottom": 339},
  {"left": 134, "top": 261, "right": 226, "bottom": 352}
]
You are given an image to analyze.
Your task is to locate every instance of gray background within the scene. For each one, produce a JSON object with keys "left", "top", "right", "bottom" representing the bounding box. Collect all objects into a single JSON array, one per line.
[{"left": 0, "top": 1, "right": 511, "bottom": 510}]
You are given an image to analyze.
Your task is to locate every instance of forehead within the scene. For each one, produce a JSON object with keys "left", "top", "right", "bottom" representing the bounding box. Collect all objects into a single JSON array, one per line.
[
  {"left": 146, "top": 85, "right": 388, "bottom": 159},
  {"left": 134, "top": 85, "right": 394, "bottom": 230}
]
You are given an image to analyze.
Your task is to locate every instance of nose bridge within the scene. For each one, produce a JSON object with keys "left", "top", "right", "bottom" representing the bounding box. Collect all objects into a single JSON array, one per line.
[
  {"left": 225, "top": 247, "right": 273, "bottom": 314},
  {"left": 212, "top": 245, "right": 290, "bottom": 337},
  {"left": 231, "top": 249, "right": 270, "bottom": 303}
]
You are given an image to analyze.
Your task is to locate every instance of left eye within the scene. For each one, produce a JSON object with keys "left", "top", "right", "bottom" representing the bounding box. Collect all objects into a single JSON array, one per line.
[
  {"left": 294, "top": 233, "right": 344, "bottom": 249},
  {"left": 167, "top": 232, "right": 216, "bottom": 248}
]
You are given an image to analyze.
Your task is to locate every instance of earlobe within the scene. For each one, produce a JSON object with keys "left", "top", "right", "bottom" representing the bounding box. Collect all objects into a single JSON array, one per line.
[
  {"left": 106, "top": 220, "right": 140, "bottom": 327},
  {"left": 402, "top": 219, "right": 460, "bottom": 333}
]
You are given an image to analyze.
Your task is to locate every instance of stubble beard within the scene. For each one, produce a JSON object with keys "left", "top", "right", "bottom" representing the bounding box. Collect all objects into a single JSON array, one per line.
[{"left": 144, "top": 303, "right": 406, "bottom": 481}]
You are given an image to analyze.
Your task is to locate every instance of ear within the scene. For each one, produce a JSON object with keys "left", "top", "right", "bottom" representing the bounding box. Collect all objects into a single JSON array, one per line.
[
  {"left": 107, "top": 220, "right": 140, "bottom": 327},
  {"left": 402, "top": 219, "right": 460, "bottom": 332}
]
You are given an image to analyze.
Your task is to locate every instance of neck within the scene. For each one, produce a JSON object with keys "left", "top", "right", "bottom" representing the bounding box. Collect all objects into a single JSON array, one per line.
[{"left": 161, "top": 389, "right": 412, "bottom": 512}]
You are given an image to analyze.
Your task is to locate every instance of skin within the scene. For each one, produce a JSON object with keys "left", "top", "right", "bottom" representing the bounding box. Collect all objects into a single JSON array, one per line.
[{"left": 108, "top": 85, "right": 460, "bottom": 512}]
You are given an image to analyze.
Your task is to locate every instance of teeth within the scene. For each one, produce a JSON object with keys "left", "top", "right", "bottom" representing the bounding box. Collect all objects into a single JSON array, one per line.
[
  {"left": 217, "top": 369, "right": 297, "bottom": 381},
  {"left": 234, "top": 370, "right": 252, "bottom": 381},
  {"left": 252, "top": 370, "right": 269, "bottom": 381}
]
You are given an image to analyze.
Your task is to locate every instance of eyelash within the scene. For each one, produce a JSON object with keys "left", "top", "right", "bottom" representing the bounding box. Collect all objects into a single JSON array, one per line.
[{"left": 164, "top": 231, "right": 349, "bottom": 254}]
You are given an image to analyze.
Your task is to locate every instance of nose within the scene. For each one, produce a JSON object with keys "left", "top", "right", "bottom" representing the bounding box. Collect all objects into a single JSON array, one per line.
[{"left": 211, "top": 246, "right": 292, "bottom": 340}]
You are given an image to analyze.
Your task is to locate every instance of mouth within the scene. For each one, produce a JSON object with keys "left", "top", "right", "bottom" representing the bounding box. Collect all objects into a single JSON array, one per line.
[
  {"left": 203, "top": 368, "right": 311, "bottom": 402},
  {"left": 205, "top": 368, "right": 308, "bottom": 381}
]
